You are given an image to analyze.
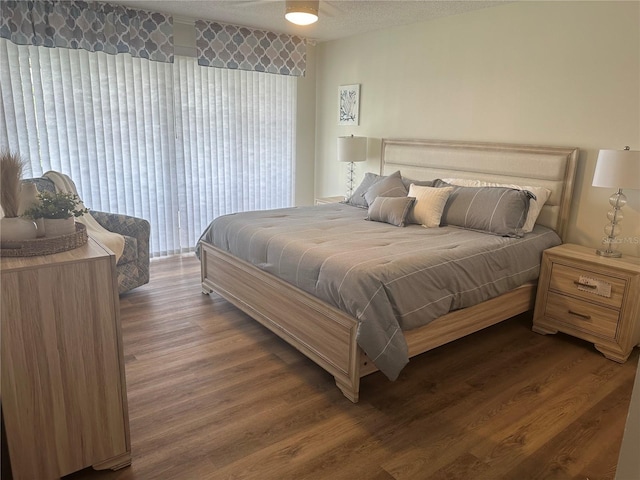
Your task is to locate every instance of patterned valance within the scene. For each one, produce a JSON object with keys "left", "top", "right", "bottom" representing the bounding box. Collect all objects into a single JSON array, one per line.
[
  {"left": 0, "top": 0, "right": 173, "bottom": 63},
  {"left": 196, "top": 20, "right": 306, "bottom": 77}
]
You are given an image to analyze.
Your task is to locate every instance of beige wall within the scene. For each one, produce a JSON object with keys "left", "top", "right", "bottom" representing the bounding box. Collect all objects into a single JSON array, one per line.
[
  {"left": 295, "top": 43, "right": 317, "bottom": 206},
  {"left": 313, "top": 1, "right": 640, "bottom": 255}
]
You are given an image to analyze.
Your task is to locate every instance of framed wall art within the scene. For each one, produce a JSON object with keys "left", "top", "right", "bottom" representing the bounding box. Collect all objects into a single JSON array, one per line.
[{"left": 338, "top": 84, "right": 360, "bottom": 126}]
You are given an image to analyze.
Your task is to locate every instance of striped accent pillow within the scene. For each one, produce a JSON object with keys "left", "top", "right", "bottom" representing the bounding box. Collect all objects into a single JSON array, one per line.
[
  {"left": 407, "top": 184, "right": 454, "bottom": 228},
  {"left": 440, "top": 178, "right": 550, "bottom": 233},
  {"left": 366, "top": 196, "right": 416, "bottom": 227},
  {"left": 434, "top": 180, "right": 532, "bottom": 237}
]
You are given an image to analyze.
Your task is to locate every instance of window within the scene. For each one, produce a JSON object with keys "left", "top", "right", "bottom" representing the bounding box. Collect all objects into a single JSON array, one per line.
[{"left": 0, "top": 38, "right": 296, "bottom": 256}]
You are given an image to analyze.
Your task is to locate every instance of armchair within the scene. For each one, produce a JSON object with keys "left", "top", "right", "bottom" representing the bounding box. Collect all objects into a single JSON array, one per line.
[{"left": 23, "top": 177, "right": 150, "bottom": 294}]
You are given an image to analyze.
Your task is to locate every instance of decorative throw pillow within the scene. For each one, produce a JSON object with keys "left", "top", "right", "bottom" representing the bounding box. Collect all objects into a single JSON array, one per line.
[
  {"left": 441, "top": 178, "right": 551, "bottom": 233},
  {"left": 434, "top": 180, "right": 532, "bottom": 237},
  {"left": 363, "top": 170, "right": 407, "bottom": 206},
  {"left": 343, "top": 172, "right": 383, "bottom": 208},
  {"left": 401, "top": 177, "right": 434, "bottom": 190},
  {"left": 407, "top": 184, "right": 454, "bottom": 228},
  {"left": 366, "top": 196, "right": 416, "bottom": 227}
]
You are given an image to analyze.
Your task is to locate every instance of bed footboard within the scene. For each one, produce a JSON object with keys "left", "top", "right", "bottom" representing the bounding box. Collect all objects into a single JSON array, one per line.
[
  {"left": 200, "top": 242, "right": 363, "bottom": 402},
  {"left": 201, "top": 241, "right": 538, "bottom": 402}
]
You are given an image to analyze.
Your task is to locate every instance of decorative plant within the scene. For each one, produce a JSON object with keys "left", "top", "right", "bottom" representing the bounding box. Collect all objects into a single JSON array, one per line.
[
  {"left": 0, "top": 150, "right": 24, "bottom": 218},
  {"left": 24, "top": 191, "right": 88, "bottom": 219}
]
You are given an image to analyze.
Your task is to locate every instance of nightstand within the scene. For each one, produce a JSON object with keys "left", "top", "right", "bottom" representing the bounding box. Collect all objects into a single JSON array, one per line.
[
  {"left": 533, "top": 243, "right": 640, "bottom": 362},
  {"left": 315, "top": 196, "right": 345, "bottom": 205}
]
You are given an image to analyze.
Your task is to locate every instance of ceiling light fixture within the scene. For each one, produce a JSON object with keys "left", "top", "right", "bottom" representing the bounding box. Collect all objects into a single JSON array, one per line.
[{"left": 285, "top": 0, "right": 319, "bottom": 26}]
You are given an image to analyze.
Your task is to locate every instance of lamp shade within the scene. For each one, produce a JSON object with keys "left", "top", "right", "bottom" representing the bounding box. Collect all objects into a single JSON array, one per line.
[
  {"left": 592, "top": 148, "right": 640, "bottom": 190},
  {"left": 337, "top": 136, "right": 367, "bottom": 163},
  {"left": 285, "top": 0, "right": 319, "bottom": 26}
]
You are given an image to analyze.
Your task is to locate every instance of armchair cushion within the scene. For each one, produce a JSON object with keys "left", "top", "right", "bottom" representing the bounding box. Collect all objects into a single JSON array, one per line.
[
  {"left": 91, "top": 210, "right": 150, "bottom": 292},
  {"left": 117, "top": 235, "right": 137, "bottom": 266}
]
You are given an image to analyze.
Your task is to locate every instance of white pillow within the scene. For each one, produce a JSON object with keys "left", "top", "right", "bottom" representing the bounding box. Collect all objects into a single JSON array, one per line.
[
  {"left": 408, "top": 184, "right": 454, "bottom": 228},
  {"left": 441, "top": 178, "right": 551, "bottom": 233}
]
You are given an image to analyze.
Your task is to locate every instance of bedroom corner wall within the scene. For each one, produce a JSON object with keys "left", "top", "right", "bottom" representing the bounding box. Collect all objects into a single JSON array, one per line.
[
  {"left": 314, "top": 1, "right": 640, "bottom": 256},
  {"left": 295, "top": 43, "right": 317, "bottom": 206}
]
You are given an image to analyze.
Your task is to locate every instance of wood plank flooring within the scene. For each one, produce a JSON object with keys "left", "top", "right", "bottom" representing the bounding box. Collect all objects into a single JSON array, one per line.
[{"left": 63, "top": 254, "right": 638, "bottom": 480}]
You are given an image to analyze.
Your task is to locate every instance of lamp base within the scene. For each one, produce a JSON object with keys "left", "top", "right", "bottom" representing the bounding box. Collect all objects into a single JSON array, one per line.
[
  {"left": 596, "top": 189, "right": 626, "bottom": 259},
  {"left": 596, "top": 248, "right": 622, "bottom": 258}
]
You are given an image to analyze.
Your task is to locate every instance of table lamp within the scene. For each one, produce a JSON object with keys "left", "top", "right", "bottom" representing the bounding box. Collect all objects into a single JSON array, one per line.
[
  {"left": 591, "top": 146, "right": 640, "bottom": 257},
  {"left": 338, "top": 135, "right": 367, "bottom": 199}
]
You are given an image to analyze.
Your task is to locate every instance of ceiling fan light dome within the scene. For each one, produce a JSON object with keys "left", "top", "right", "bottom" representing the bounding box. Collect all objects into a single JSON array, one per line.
[
  {"left": 285, "top": 1, "right": 319, "bottom": 26},
  {"left": 285, "top": 11, "right": 318, "bottom": 25}
]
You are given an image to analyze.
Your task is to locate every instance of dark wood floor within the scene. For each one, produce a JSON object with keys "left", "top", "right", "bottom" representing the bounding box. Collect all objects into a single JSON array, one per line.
[{"left": 65, "top": 254, "right": 638, "bottom": 480}]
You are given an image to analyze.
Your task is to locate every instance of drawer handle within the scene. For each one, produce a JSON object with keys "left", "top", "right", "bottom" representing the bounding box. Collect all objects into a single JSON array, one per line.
[
  {"left": 573, "top": 281, "right": 597, "bottom": 289},
  {"left": 568, "top": 310, "right": 591, "bottom": 320}
]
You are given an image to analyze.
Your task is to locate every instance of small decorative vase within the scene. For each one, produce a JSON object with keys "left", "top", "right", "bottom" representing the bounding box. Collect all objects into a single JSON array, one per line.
[
  {"left": 18, "top": 182, "right": 40, "bottom": 215},
  {"left": 34, "top": 217, "right": 46, "bottom": 237},
  {"left": 44, "top": 217, "right": 76, "bottom": 237},
  {"left": 18, "top": 183, "right": 45, "bottom": 237},
  {"left": 0, "top": 217, "right": 38, "bottom": 247}
]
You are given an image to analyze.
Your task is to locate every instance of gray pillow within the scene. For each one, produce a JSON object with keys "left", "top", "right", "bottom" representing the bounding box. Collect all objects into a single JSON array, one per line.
[
  {"left": 434, "top": 179, "right": 532, "bottom": 237},
  {"left": 343, "top": 172, "right": 382, "bottom": 208},
  {"left": 366, "top": 196, "right": 416, "bottom": 227},
  {"left": 363, "top": 170, "right": 407, "bottom": 206},
  {"left": 401, "top": 177, "right": 434, "bottom": 190}
]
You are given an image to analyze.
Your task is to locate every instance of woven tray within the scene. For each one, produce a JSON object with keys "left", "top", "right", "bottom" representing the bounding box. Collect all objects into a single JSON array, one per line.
[{"left": 0, "top": 223, "right": 88, "bottom": 257}]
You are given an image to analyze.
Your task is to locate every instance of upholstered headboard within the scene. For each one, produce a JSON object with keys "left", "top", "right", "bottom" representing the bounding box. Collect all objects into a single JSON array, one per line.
[{"left": 381, "top": 139, "right": 578, "bottom": 241}]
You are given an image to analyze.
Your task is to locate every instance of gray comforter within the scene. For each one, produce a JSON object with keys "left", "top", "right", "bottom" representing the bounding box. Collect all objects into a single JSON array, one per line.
[{"left": 198, "top": 203, "right": 561, "bottom": 380}]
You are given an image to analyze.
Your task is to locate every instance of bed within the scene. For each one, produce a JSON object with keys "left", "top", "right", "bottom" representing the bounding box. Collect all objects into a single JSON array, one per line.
[{"left": 199, "top": 139, "right": 578, "bottom": 402}]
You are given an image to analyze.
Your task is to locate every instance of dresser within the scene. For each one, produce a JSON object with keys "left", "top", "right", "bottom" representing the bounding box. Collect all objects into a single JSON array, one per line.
[
  {"left": 533, "top": 243, "right": 640, "bottom": 362},
  {"left": 1, "top": 237, "right": 131, "bottom": 479}
]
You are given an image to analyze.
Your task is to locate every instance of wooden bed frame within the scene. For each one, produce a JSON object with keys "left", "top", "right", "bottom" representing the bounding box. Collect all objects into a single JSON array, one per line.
[{"left": 200, "top": 139, "right": 578, "bottom": 402}]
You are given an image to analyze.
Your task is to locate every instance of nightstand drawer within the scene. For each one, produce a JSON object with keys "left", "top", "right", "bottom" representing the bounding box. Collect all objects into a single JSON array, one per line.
[
  {"left": 549, "top": 263, "right": 626, "bottom": 309},
  {"left": 545, "top": 292, "right": 619, "bottom": 339}
]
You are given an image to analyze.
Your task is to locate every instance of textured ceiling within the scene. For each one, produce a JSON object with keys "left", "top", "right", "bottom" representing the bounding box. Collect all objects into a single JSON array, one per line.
[{"left": 109, "top": 0, "right": 506, "bottom": 43}]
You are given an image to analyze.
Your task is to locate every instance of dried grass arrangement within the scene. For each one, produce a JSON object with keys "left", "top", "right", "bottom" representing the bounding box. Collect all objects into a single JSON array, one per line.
[{"left": 1, "top": 150, "right": 24, "bottom": 218}]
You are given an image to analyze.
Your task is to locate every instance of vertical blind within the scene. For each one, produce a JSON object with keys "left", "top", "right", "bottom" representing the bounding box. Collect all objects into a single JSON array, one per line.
[
  {"left": 173, "top": 56, "right": 296, "bottom": 248},
  {"left": 0, "top": 38, "right": 296, "bottom": 256}
]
